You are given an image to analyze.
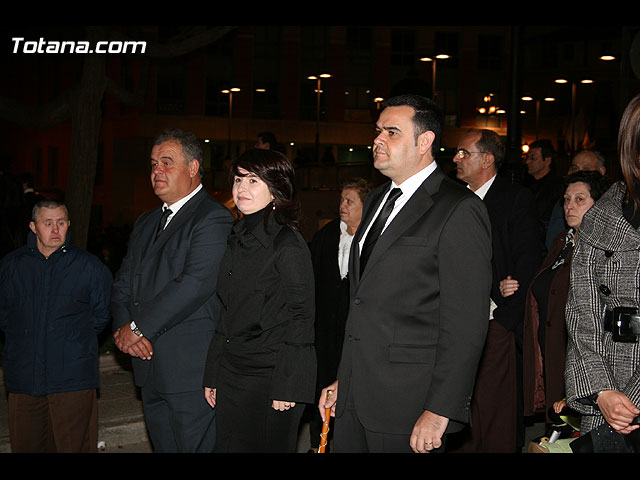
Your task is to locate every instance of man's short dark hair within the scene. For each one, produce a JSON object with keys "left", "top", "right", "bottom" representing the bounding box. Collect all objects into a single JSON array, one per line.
[
  {"left": 258, "top": 131, "right": 277, "bottom": 146},
  {"left": 529, "top": 139, "right": 555, "bottom": 161},
  {"left": 473, "top": 129, "right": 506, "bottom": 170},
  {"left": 153, "top": 129, "right": 204, "bottom": 177},
  {"left": 383, "top": 94, "right": 444, "bottom": 157},
  {"left": 32, "top": 199, "right": 68, "bottom": 222}
]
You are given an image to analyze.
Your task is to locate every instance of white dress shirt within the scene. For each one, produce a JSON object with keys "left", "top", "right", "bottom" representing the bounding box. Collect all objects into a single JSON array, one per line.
[
  {"left": 161, "top": 183, "right": 203, "bottom": 228},
  {"left": 358, "top": 161, "right": 438, "bottom": 256},
  {"left": 469, "top": 174, "right": 497, "bottom": 319},
  {"left": 338, "top": 220, "right": 355, "bottom": 279}
]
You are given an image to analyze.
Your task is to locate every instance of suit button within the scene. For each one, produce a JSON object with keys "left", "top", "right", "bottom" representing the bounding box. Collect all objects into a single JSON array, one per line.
[
  {"left": 134, "top": 300, "right": 140, "bottom": 306},
  {"left": 354, "top": 298, "right": 361, "bottom": 305},
  {"left": 228, "top": 270, "right": 232, "bottom": 276},
  {"left": 599, "top": 284, "right": 611, "bottom": 296}
]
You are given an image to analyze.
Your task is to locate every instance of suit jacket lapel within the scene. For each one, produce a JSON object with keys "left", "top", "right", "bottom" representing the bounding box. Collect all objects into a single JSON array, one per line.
[
  {"left": 350, "top": 184, "right": 388, "bottom": 286},
  {"left": 143, "top": 187, "right": 207, "bottom": 260},
  {"left": 481, "top": 175, "right": 503, "bottom": 214},
  {"left": 355, "top": 167, "right": 444, "bottom": 283}
]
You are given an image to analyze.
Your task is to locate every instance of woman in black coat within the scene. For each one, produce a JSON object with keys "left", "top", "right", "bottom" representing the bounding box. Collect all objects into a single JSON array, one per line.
[
  {"left": 307, "top": 178, "right": 370, "bottom": 452},
  {"left": 203, "top": 149, "right": 316, "bottom": 453}
]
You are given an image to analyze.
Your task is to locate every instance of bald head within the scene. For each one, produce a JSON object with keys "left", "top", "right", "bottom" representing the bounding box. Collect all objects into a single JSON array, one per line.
[{"left": 568, "top": 150, "right": 606, "bottom": 176}]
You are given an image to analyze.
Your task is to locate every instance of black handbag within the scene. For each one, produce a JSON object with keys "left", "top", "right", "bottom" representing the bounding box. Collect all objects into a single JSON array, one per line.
[{"left": 570, "top": 418, "right": 640, "bottom": 453}]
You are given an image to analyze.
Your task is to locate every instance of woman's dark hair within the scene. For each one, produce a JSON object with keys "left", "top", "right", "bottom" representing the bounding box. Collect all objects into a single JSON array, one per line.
[
  {"left": 618, "top": 93, "right": 640, "bottom": 211},
  {"left": 564, "top": 170, "right": 612, "bottom": 203},
  {"left": 230, "top": 148, "right": 302, "bottom": 231}
]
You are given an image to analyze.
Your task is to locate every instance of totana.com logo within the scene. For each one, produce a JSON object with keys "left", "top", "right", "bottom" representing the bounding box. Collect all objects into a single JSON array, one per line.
[{"left": 11, "top": 37, "right": 147, "bottom": 54}]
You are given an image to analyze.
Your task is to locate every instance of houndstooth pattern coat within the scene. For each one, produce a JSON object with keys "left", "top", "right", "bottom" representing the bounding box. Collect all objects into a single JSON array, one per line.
[{"left": 565, "top": 182, "right": 640, "bottom": 434}]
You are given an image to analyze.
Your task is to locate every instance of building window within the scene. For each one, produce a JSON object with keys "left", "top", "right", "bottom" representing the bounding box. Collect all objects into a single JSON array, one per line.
[
  {"left": 253, "top": 83, "right": 280, "bottom": 119},
  {"left": 156, "top": 58, "right": 186, "bottom": 115},
  {"left": 253, "top": 26, "right": 282, "bottom": 119},
  {"left": 391, "top": 29, "right": 416, "bottom": 67},
  {"left": 478, "top": 34, "right": 502, "bottom": 70},
  {"left": 205, "top": 79, "right": 232, "bottom": 117},
  {"left": 34, "top": 148, "right": 42, "bottom": 187},
  {"left": 48, "top": 146, "right": 58, "bottom": 187},
  {"left": 347, "top": 26, "right": 372, "bottom": 65}
]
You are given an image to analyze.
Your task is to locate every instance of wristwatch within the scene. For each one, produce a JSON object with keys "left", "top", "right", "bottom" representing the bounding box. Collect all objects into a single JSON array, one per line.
[{"left": 130, "top": 321, "right": 143, "bottom": 337}]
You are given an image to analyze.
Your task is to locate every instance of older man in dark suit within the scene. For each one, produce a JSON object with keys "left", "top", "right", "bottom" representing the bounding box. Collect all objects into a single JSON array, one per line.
[
  {"left": 450, "top": 128, "right": 541, "bottom": 452},
  {"left": 111, "top": 129, "right": 233, "bottom": 452},
  {"left": 319, "top": 95, "right": 492, "bottom": 453}
]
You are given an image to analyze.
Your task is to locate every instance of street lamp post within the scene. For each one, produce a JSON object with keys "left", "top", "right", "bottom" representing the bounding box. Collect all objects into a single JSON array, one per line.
[
  {"left": 420, "top": 54, "right": 450, "bottom": 100},
  {"left": 308, "top": 73, "right": 331, "bottom": 163},
  {"left": 521, "top": 95, "right": 556, "bottom": 140},
  {"left": 554, "top": 77, "right": 594, "bottom": 154},
  {"left": 221, "top": 87, "right": 240, "bottom": 156}
]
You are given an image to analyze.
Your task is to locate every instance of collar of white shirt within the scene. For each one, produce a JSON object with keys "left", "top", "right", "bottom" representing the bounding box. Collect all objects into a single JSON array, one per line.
[
  {"left": 359, "top": 161, "right": 438, "bottom": 253},
  {"left": 469, "top": 174, "right": 496, "bottom": 200},
  {"left": 162, "top": 183, "right": 203, "bottom": 225},
  {"left": 390, "top": 160, "right": 438, "bottom": 201}
]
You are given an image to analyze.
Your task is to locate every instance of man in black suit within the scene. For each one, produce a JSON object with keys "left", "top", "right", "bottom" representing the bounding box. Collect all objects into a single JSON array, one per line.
[
  {"left": 111, "top": 129, "right": 233, "bottom": 452},
  {"left": 451, "top": 129, "right": 540, "bottom": 452},
  {"left": 319, "top": 95, "right": 492, "bottom": 453}
]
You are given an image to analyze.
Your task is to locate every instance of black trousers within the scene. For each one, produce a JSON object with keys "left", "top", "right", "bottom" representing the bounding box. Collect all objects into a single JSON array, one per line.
[
  {"left": 333, "top": 381, "right": 446, "bottom": 453},
  {"left": 141, "top": 384, "right": 216, "bottom": 453}
]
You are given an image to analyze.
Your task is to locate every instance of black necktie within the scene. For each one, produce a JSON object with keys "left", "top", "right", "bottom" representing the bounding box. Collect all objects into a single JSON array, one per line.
[
  {"left": 156, "top": 207, "right": 172, "bottom": 239},
  {"left": 359, "top": 187, "right": 402, "bottom": 275}
]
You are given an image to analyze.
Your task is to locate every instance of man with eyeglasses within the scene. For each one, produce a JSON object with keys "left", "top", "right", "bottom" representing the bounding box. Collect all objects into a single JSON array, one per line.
[{"left": 450, "top": 129, "right": 541, "bottom": 453}]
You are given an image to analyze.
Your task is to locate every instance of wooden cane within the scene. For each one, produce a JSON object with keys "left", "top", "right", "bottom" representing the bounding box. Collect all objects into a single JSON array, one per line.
[{"left": 318, "top": 390, "right": 332, "bottom": 453}]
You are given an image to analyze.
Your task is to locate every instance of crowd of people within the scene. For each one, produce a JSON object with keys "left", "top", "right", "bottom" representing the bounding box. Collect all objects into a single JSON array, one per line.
[{"left": 1, "top": 91, "right": 640, "bottom": 453}]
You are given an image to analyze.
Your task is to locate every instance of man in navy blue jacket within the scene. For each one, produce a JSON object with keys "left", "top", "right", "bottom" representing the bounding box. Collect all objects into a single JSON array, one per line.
[{"left": 0, "top": 199, "right": 112, "bottom": 452}]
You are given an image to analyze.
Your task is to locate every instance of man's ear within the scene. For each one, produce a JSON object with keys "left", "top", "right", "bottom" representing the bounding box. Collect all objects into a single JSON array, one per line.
[
  {"left": 29, "top": 221, "right": 36, "bottom": 234},
  {"left": 482, "top": 153, "right": 496, "bottom": 170},
  {"left": 418, "top": 130, "right": 435, "bottom": 155},
  {"left": 189, "top": 159, "right": 201, "bottom": 178}
]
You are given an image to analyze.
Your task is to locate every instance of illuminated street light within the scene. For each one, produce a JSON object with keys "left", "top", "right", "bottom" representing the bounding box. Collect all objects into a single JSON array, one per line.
[
  {"left": 476, "top": 93, "right": 504, "bottom": 127},
  {"left": 221, "top": 87, "right": 240, "bottom": 155},
  {"left": 554, "top": 77, "right": 595, "bottom": 153},
  {"left": 308, "top": 73, "right": 331, "bottom": 162},
  {"left": 520, "top": 95, "right": 555, "bottom": 139},
  {"left": 420, "top": 54, "right": 451, "bottom": 100}
]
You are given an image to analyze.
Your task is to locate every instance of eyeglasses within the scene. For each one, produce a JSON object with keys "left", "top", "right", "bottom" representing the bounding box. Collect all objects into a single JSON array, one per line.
[{"left": 455, "top": 149, "right": 487, "bottom": 159}]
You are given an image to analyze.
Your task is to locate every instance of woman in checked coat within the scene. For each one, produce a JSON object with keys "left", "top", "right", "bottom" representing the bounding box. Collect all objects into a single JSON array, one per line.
[{"left": 565, "top": 93, "right": 640, "bottom": 436}]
